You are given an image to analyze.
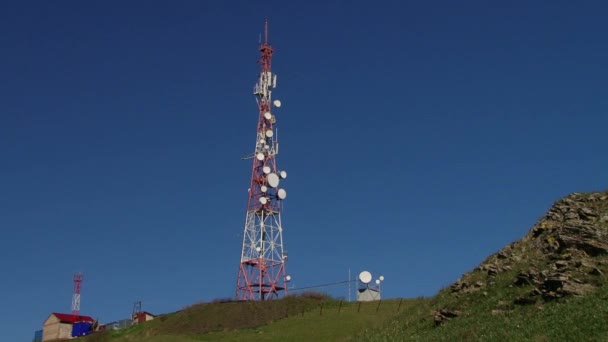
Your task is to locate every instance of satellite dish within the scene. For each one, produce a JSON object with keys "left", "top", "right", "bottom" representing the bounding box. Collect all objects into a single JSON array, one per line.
[
  {"left": 263, "top": 166, "right": 271, "bottom": 174},
  {"left": 375, "top": 279, "right": 381, "bottom": 285},
  {"left": 379, "top": 275, "right": 385, "bottom": 281},
  {"left": 256, "top": 153, "right": 264, "bottom": 161},
  {"left": 264, "top": 112, "right": 272, "bottom": 120},
  {"left": 273, "top": 99, "right": 282, "bottom": 107},
  {"left": 261, "top": 185, "right": 268, "bottom": 193},
  {"left": 267, "top": 173, "right": 280, "bottom": 188},
  {"left": 286, "top": 275, "right": 291, "bottom": 281},
  {"left": 259, "top": 197, "right": 268, "bottom": 205},
  {"left": 279, "top": 170, "right": 287, "bottom": 179},
  {"left": 277, "top": 188, "right": 287, "bottom": 200},
  {"left": 359, "top": 271, "right": 372, "bottom": 284},
  {"left": 265, "top": 130, "right": 273, "bottom": 138},
  {"left": 264, "top": 145, "right": 270, "bottom": 150},
  {"left": 256, "top": 247, "right": 261, "bottom": 252}
]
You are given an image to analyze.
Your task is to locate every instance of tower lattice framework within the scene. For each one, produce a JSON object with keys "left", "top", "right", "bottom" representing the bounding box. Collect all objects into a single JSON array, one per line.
[
  {"left": 236, "top": 20, "right": 289, "bottom": 301},
  {"left": 72, "top": 272, "right": 83, "bottom": 316}
]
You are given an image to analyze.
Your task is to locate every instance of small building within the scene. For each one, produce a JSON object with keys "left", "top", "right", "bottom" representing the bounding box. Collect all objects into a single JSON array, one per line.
[
  {"left": 33, "top": 330, "right": 43, "bottom": 342},
  {"left": 357, "top": 287, "right": 381, "bottom": 302},
  {"left": 132, "top": 311, "right": 155, "bottom": 324},
  {"left": 42, "top": 313, "right": 94, "bottom": 341},
  {"left": 102, "top": 319, "right": 132, "bottom": 331}
]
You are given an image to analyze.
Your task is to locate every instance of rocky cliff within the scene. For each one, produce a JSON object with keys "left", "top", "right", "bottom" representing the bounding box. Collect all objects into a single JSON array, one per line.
[{"left": 439, "top": 190, "right": 608, "bottom": 323}]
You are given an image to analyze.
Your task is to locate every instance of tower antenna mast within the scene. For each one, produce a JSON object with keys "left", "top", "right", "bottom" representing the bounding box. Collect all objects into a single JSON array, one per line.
[
  {"left": 236, "top": 20, "right": 290, "bottom": 300},
  {"left": 72, "top": 273, "right": 83, "bottom": 316}
]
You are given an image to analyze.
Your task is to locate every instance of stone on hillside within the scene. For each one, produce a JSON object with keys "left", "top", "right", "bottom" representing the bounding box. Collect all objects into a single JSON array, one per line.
[
  {"left": 497, "top": 250, "right": 510, "bottom": 259},
  {"left": 491, "top": 309, "right": 507, "bottom": 315},
  {"left": 431, "top": 309, "right": 462, "bottom": 326},
  {"left": 513, "top": 268, "right": 540, "bottom": 286},
  {"left": 514, "top": 296, "right": 537, "bottom": 305},
  {"left": 486, "top": 265, "right": 498, "bottom": 276},
  {"left": 590, "top": 267, "right": 603, "bottom": 276},
  {"left": 560, "top": 282, "right": 595, "bottom": 296},
  {"left": 543, "top": 275, "right": 569, "bottom": 292},
  {"left": 578, "top": 207, "right": 597, "bottom": 221},
  {"left": 564, "top": 211, "right": 579, "bottom": 220},
  {"left": 555, "top": 223, "right": 608, "bottom": 256}
]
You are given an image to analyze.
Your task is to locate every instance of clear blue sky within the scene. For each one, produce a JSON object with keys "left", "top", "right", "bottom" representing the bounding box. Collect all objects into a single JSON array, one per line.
[{"left": 1, "top": 1, "right": 607, "bottom": 340}]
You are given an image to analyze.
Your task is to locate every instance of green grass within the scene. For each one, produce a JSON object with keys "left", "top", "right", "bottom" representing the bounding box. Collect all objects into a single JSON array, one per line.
[
  {"left": 83, "top": 294, "right": 422, "bottom": 342},
  {"left": 361, "top": 269, "right": 608, "bottom": 341}
]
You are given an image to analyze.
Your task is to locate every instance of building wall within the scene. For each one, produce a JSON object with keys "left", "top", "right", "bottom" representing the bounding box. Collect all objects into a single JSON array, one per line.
[
  {"left": 42, "top": 315, "right": 59, "bottom": 342},
  {"left": 356, "top": 288, "right": 381, "bottom": 302},
  {"left": 58, "top": 323, "right": 72, "bottom": 339},
  {"left": 133, "top": 312, "right": 155, "bottom": 323},
  {"left": 42, "top": 315, "right": 73, "bottom": 341}
]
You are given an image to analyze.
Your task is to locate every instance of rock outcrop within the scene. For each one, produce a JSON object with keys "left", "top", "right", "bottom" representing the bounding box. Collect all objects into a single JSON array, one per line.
[{"left": 443, "top": 190, "right": 608, "bottom": 324}]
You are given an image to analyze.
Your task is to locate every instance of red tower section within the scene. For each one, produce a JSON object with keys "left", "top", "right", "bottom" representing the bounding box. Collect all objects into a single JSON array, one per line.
[
  {"left": 72, "top": 273, "right": 83, "bottom": 316},
  {"left": 236, "top": 20, "right": 290, "bottom": 301}
]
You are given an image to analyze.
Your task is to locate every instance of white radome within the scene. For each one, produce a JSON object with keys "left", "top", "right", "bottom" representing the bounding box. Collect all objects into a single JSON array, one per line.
[
  {"left": 267, "top": 173, "right": 280, "bottom": 188},
  {"left": 279, "top": 170, "right": 287, "bottom": 179},
  {"left": 256, "top": 153, "right": 264, "bottom": 161},
  {"left": 263, "top": 166, "right": 271, "bottom": 174},
  {"left": 265, "top": 130, "right": 274, "bottom": 138},
  {"left": 273, "top": 99, "right": 282, "bottom": 108},
  {"left": 259, "top": 197, "right": 268, "bottom": 205},
  {"left": 359, "top": 271, "right": 372, "bottom": 284},
  {"left": 277, "top": 188, "right": 287, "bottom": 200},
  {"left": 264, "top": 112, "right": 272, "bottom": 120}
]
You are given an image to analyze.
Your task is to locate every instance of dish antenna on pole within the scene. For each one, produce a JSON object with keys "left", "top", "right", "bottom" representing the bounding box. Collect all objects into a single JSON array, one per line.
[{"left": 358, "top": 271, "right": 372, "bottom": 284}]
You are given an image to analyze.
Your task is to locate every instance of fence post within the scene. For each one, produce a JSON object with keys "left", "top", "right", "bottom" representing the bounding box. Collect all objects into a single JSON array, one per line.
[
  {"left": 338, "top": 300, "right": 343, "bottom": 313},
  {"left": 376, "top": 300, "right": 382, "bottom": 312},
  {"left": 319, "top": 303, "right": 324, "bottom": 316},
  {"left": 357, "top": 301, "right": 362, "bottom": 313},
  {"left": 397, "top": 298, "right": 403, "bottom": 312}
]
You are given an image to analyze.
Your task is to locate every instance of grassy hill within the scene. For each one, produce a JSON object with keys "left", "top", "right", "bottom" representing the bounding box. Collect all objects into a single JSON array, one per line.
[
  {"left": 83, "top": 190, "right": 608, "bottom": 341},
  {"left": 84, "top": 294, "right": 425, "bottom": 341}
]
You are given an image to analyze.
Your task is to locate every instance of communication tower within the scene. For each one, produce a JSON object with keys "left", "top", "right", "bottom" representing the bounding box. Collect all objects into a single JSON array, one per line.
[
  {"left": 72, "top": 273, "right": 83, "bottom": 315},
  {"left": 236, "top": 20, "right": 291, "bottom": 300}
]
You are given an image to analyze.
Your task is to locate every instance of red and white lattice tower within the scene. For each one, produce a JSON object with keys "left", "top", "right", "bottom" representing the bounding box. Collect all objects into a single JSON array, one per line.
[
  {"left": 72, "top": 273, "right": 83, "bottom": 316},
  {"left": 236, "top": 20, "right": 290, "bottom": 301}
]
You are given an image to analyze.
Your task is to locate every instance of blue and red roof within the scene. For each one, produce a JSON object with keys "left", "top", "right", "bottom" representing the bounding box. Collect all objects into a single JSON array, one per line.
[{"left": 51, "top": 313, "right": 95, "bottom": 323}]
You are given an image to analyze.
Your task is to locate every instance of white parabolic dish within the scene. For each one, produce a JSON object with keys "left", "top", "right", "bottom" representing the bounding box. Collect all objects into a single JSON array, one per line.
[
  {"left": 256, "top": 153, "right": 264, "bottom": 161},
  {"left": 273, "top": 99, "right": 282, "bottom": 107},
  {"left": 279, "top": 170, "right": 287, "bottom": 179},
  {"left": 265, "top": 130, "right": 273, "bottom": 138},
  {"left": 359, "top": 271, "right": 372, "bottom": 284},
  {"left": 277, "top": 188, "right": 287, "bottom": 200},
  {"left": 263, "top": 166, "right": 271, "bottom": 174},
  {"left": 267, "top": 173, "right": 280, "bottom": 188},
  {"left": 264, "top": 112, "right": 272, "bottom": 120},
  {"left": 261, "top": 185, "right": 268, "bottom": 192},
  {"left": 259, "top": 197, "right": 268, "bottom": 204}
]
